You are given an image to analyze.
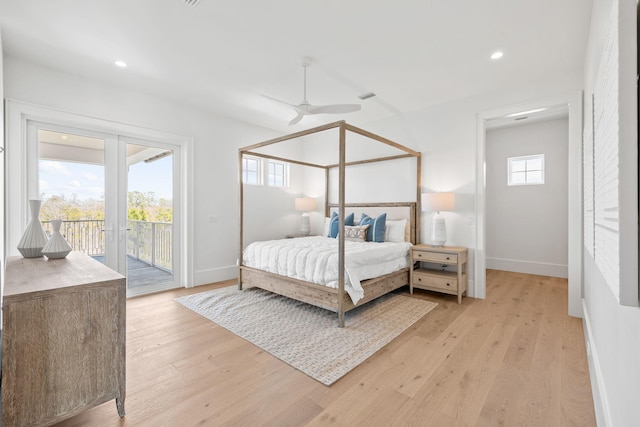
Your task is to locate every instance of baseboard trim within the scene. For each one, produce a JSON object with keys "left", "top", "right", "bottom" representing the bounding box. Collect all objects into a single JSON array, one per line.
[
  {"left": 486, "top": 257, "right": 568, "bottom": 278},
  {"left": 582, "top": 299, "right": 612, "bottom": 427},
  {"left": 194, "top": 265, "right": 238, "bottom": 286}
]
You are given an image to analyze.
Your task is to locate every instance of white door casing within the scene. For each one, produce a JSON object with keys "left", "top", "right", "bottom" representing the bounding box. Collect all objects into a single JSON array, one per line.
[{"left": 5, "top": 100, "right": 194, "bottom": 289}]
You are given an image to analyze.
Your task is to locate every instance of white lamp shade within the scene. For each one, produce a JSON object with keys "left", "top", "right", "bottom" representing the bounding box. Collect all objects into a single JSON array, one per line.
[
  {"left": 295, "top": 197, "right": 317, "bottom": 211},
  {"left": 422, "top": 192, "right": 455, "bottom": 212}
]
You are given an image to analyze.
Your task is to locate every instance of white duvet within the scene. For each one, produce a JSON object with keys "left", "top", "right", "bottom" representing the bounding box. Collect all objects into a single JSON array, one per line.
[{"left": 242, "top": 236, "right": 411, "bottom": 304}]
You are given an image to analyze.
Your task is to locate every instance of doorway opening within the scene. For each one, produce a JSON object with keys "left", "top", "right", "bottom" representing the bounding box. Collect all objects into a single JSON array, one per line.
[
  {"left": 475, "top": 94, "right": 583, "bottom": 316},
  {"left": 484, "top": 107, "right": 569, "bottom": 278},
  {"left": 35, "top": 125, "right": 181, "bottom": 296}
]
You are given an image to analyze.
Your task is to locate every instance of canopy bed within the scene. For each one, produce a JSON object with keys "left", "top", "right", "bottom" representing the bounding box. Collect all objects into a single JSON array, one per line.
[{"left": 238, "top": 121, "right": 421, "bottom": 327}]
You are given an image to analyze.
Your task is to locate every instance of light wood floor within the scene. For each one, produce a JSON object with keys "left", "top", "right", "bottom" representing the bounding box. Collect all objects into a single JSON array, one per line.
[{"left": 55, "top": 270, "right": 596, "bottom": 426}]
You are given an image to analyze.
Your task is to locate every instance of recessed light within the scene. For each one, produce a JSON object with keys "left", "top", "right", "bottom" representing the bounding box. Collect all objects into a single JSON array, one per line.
[
  {"left": 506, "top": 108, "right": 547, "bottom": 118},
  {"left": 114, "top": 60, "right": 127, "bottom": 68},
  {"left": 490, "top": 51, "right": 504, "bottom": 60}
]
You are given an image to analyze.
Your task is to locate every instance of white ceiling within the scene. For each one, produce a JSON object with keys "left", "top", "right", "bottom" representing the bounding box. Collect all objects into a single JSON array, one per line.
[{"left": 0, "top": 0, "right": 593, "bottom": 132}]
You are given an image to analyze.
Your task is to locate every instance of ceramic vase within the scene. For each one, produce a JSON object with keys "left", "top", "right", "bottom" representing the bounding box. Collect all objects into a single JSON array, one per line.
[
  {"left": 42, "top": 219, "right": 72, "bottom": 259},
  {"left": 17, "top": 199, "right": 49, "bottom": 258}
]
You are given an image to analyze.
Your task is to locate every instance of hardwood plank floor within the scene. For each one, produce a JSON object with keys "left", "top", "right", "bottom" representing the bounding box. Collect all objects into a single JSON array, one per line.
[{"left": 54, "top": 270, "right": 596, "bottom": 426}]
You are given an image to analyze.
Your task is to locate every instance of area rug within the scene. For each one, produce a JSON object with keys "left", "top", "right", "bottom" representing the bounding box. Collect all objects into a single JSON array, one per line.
[{"left": 175, "top": 286, "right": 437, "bottom": 385}]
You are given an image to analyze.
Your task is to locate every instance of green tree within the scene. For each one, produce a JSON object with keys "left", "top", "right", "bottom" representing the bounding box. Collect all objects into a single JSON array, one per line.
[{"left": 39, "top": 191, "right": 172, "bottom": 223}]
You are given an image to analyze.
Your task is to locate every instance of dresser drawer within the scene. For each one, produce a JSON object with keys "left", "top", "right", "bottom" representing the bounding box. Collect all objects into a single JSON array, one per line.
[
  {"left": 413, "top": 270, "right": 458, "bottom": 292},
  {"left": 413, "top": 250, "right": 458, "bottom": 264}
]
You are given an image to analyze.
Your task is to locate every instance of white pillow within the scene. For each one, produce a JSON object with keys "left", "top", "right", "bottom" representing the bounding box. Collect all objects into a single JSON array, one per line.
[
  {"left": 324, "top": 217, "right": 331, "bottom": 237},
  {"left": 385, "top": 219, "right": 407, "bottom": 242}
]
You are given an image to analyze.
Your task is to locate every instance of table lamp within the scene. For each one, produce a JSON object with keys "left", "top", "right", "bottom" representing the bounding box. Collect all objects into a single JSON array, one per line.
[
  {"left": 422, "top": 192, "right": 455, "bottom": 247},
  {"left": 294, "top": 197, "right": 317, "bottom": 235}
]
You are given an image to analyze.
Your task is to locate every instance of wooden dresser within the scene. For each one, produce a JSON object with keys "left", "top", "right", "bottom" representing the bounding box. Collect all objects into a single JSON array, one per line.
[{"left": 2, "top": 252, "right": 126, "bottom": 427}]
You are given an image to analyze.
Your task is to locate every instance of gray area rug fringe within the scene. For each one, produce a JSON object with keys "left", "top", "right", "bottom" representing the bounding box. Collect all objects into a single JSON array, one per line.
[{"left": 175, "top": 286, "right": 437, "bottom": 385}]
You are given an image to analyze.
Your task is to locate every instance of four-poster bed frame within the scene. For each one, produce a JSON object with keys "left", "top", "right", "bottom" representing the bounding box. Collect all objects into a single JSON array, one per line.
[{"left": 238, "top": 121, "right": 421, "bottom": 327}]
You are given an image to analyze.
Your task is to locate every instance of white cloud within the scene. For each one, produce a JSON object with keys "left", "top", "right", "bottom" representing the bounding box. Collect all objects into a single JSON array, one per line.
[
  {"left": 88, "top": 186, "right": 104, "bottom": 196},
  {"left": 40, "top": 161, "right": 72, "bottom": 176},
  {"left": 68, "top": 180, "right": 82, "bottom": 188},
  {"left": 83, "top": 172, "right": 98, "bottom": 181}
]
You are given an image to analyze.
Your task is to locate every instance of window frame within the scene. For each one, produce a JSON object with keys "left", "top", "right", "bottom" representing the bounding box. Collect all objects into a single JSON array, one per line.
[
  {"left": 267, "top": 159, "right": 289, "bottom": 187},
  {"left": 242, "top": 155, "right": 289, "bottom": 188},
  {"left": 507, "top": 154, "right": 545, "bottom": 186},
  {"left": 242, "top": 155, "right": 262, "bottom": 185}
]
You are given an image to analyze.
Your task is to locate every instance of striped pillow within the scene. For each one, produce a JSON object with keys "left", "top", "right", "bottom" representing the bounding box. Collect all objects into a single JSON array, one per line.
[{"left": 360, "top": 213, "right": 386, "bottom": 242}]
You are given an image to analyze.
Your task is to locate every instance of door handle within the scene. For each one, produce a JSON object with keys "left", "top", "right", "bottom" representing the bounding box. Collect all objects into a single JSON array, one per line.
[
  {"left": 119, "top": 225, "right": 131, "bottom": 241},
  {"left": 102, "top": 223, "right": 114, "bottom": 241}
]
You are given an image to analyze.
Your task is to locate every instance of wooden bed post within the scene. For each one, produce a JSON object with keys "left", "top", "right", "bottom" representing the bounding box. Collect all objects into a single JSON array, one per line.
[
  {"left": 238, "top": 149, "right": 244, "bottom": 290},
  {"left": 338, "top": 122, "right": 346, "bottom": 327},
  {"left": 324, "top": 167, "right": 330, "bottom": 218},
  {"left": 416, "top": 153, "right": 422, "bottom": 244},
  {"left": 237, "top": 121, "right": 422, "bottom": 328}
]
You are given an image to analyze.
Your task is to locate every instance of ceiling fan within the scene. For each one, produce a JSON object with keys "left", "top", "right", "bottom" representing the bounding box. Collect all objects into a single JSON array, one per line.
[{"left": 263, "top": 57, "right": 361, "bottom": 125}]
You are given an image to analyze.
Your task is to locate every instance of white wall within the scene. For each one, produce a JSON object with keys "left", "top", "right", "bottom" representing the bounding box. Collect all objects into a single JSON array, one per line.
[
  {"left": 0, "top": 28, "right": 5, "bottom": 297},
  {"left": 486, "top": 118, "right": 569, "bottom": 278},
  {"left": 2, "top": 53, "right": 584, "bottom": 299},
  {"left": 581, "top": 0, "right": 640, "bottom": 426},
  {"left": 340, "top": 76, "right": 581, "bottom": 298},
  {"left": 242, "top": 162, "right": 313, "bottom": 245},
  {"left": 2, "top": 56, "right": 297, "bottom": 286}
]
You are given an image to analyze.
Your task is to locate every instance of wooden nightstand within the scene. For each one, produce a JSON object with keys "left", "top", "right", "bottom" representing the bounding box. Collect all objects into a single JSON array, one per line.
[{"left": 410, "top": 245, "right": 468, "bottom": 304}]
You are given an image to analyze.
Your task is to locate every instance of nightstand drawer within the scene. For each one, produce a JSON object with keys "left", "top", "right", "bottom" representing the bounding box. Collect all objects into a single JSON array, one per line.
[
  {"left": 413, "top": 270, "right": 458, "bottom": 292},
  {"left": 413, "top": 250, "right": 458, "bottom": 264}
]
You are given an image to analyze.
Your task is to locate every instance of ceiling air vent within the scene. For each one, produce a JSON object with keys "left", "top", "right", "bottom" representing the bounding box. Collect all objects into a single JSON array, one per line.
[
  {"left": 183, "top": 0, "right": 201, "bottom": 6},
  {"left": 358, "top": 92, "right": 376, "bottom": 100}
]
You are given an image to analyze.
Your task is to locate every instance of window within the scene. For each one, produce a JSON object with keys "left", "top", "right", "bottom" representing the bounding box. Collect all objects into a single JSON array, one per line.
[
  {"left": 508, "top": 154, "right": 544, "bottom": 186},
  {"left": 267, "top": 160, "right": 288, "bottom": 187},
  {"left": 242, "top": 156, "right": 289, "bottom": 187},
  {"left": 242, "top": 155, "right": 261, "bottom": 185}
]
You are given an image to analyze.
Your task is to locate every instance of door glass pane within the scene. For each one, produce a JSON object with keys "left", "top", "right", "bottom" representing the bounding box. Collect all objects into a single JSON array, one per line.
[
  {"left": 126, "top": 143, "right": 174, "bottom": 289},
  {"left": 38, "top": 129, "right": 106, "bottom": 262}
]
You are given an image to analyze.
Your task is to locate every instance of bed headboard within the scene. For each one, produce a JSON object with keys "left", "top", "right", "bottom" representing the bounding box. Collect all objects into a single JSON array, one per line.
[{"left": 327, "top": 202, "right": 417, "bottom": 244}]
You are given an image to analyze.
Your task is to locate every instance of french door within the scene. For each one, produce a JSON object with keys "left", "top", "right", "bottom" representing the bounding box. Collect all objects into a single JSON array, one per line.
[{"left": 29, "top": 121, "right": 181, "bottom": 296}]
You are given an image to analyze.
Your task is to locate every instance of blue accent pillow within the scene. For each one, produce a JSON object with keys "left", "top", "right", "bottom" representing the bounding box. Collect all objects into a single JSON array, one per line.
[
  {"left": 360, "top": 213, "right": 387, "bottom": 242},
  {"left": 329, "top": 212, "right": 355, "bottom": 238}
]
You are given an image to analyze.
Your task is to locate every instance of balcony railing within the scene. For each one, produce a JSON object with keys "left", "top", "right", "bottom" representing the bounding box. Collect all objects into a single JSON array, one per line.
[
  {"left": 42, "top": 219, "right": 173, "bottom": 272},
  {"left": 126, "top": 220, "right": 173, "bottom": 272}
]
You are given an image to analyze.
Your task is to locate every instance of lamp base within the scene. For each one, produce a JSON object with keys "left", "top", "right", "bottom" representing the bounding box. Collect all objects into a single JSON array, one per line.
[
  {"left": 430, "top": 214, "right": 447, "bottom": 247},
  {"left": 299, "top": 213, "right": 310, "bottom": 236}
]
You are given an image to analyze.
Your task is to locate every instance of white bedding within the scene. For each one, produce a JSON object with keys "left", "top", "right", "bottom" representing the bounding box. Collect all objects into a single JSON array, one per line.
[{"left": 242, "top": 236, "right": 411, "bottom": 304}]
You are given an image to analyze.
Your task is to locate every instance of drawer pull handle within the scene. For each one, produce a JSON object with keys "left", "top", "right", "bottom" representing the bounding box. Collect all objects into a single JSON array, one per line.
[
  {"left": 446, "top": 283, "right": 451, "bottom": 286},
  {"left": 446, "top": 257, "right": 450, "bottom": 260}
]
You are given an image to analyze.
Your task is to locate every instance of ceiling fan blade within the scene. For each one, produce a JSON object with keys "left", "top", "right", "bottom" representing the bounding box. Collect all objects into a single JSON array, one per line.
[
  {"left": 261, "top": 94, "right": 295, "bottom": 108},
  {"left": 288, "top": 112, "right": 305, "bottom": 125},
  {"left": 266, "top": 58, "right": 362, "bottom": 124},
  {"left": 308, "top": 104, "right": 362, "bottom": 114}
]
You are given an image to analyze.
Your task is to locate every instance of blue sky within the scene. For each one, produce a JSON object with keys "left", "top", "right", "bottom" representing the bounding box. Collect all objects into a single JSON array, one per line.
[{"left": 39, "top": 156, "right": 173, "bottom": 201}]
